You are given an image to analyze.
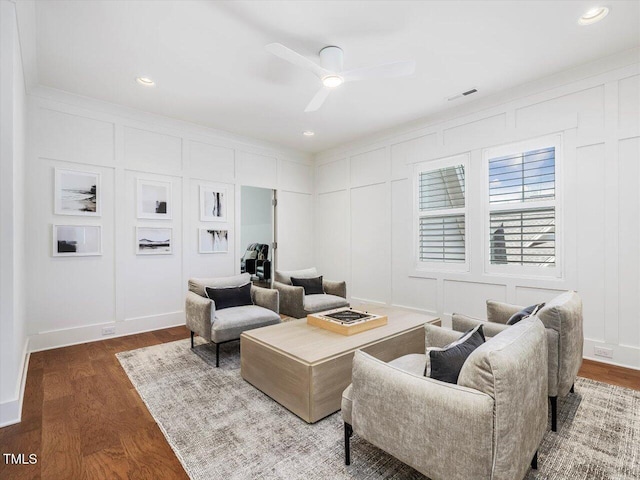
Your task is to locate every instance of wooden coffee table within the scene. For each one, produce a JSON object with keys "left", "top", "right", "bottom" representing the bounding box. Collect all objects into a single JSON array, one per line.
[{"left": 240, "top": 305, "right": 440, "bottom": 423}]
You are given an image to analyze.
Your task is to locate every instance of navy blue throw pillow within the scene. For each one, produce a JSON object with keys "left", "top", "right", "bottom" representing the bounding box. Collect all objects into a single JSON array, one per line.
[
  {"left": 205, "top": 282, "right": 253, "bottom": 310},
  {"left": 291, "top": 276, "right": 324, "bottom": 295},
  {"left": 425, "top": 325, "right": 486, "bottom": 384},
  {"left": 506, "top": 303, "right": 545, "bottom": 325}
]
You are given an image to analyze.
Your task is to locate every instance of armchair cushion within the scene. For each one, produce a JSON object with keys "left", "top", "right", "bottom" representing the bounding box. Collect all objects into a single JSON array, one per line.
[
  {"left": 291, "top": 275, "right": 324, "bottom": 295},
  {"left": 275, "top": 267, "right": 318, "bottom": 285},
  {"left": 303, "top": 294, "right": 349, "bottom": 314},
  {"left": 211, "top": 305, "right": 280, "bottom": 343},
  {"left": 425, "top": 325, "right": 485, "bottom": 383},
  {"left": 205, "top": 282, "right": 253, "bottom": 310},
  {"left": 189, "top": 273, "right": 251, "bottom": 297}
]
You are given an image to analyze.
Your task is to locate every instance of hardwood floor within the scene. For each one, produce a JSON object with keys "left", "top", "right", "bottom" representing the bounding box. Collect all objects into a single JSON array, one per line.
[
  {"left": 578, "top": 358, "right": 640, "bottom": 390},
  {"left": 0, "top": 326, "right": 190, "bottom": 480},
  {"left": 1, "top": 326, "right": 638, "bottom": 479}
]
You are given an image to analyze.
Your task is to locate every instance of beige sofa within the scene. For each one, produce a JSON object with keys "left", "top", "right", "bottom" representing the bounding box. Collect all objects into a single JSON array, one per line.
[
  {"left": 273, "top": 267, "right": 348, "bottom": 318},
  {"left": 186, "top": 273, "right": 280, "bottom": 367},
  {"left": 342, "top": 318, "right": 548, "bottom": 480},
  {"left": 452, "top": 290, "right": 583, "bottom": 431}
]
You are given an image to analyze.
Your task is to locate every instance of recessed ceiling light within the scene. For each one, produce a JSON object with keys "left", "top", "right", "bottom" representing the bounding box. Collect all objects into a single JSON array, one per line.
[
  {"left": 322, "top": 75, "right": 344, "bottom": 88},
  {"left": 303, "top": 131, "right": 315, "bottom": 136},
  {"left": 136, "top": 76, "right": 155, "bottom": 87},
  {"left": 578, "top": 6, "right": 609, "bottom": 25}
]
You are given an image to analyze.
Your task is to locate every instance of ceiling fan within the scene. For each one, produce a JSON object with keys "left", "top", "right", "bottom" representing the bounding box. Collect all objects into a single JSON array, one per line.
[{"left": 265, "top": 43, "right": 416, "bottom": 112}]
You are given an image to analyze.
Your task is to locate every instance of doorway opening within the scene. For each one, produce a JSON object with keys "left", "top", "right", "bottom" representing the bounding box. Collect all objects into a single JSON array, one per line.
[{"left": 239, "top": 186, "right": 276, "bottom": 288}]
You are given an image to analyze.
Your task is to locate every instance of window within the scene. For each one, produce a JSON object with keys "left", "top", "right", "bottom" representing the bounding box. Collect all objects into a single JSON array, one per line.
[
  {"left": 415, "top": 155, "right": 468, "bottom": 271},
  {"left": 485, "top": 135, "right": 561, "bottom": 275}
]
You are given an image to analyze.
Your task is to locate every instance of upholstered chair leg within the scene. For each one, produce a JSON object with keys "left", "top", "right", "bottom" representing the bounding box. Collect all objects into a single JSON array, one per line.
[
  {"left": 550, "top": 396, "right": 558, "bottom": 431},
  {"left": 216, "top": 343, "right": 220, "bottom": 368},
  {"left": 531, "top": 451, "right": 538, "bottom": 470},
  {"left": 570, "top": 383, "right": 575, "bottom": 393},
  {"left": 190, "top": 331, "right": 194, "bottom": 349},
  {"left": 344, "top": 423, "right": 353, "bottom": 465}
]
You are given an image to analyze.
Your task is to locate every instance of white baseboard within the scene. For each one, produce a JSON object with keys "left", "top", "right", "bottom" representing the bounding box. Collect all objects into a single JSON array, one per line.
[
  {"left": 0, "top": 338, "right": 30, "bottom": 427},
  {"left": 583, "top": 338, "right": 640, "bottom": 371},
  {"left": 29, "top": 311, "right": 185, "bottom": 353}
]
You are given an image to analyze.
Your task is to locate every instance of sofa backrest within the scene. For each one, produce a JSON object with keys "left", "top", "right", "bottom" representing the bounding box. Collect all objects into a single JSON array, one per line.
[
  {"left": 458, "top": 317, "right": 548, "bottom": 480},
  {"left": 188, "top": 273, "right": 252, "bottom": 297},
  {"left": 537, "top": 290, "right": 583, "bottom": 395},
  {"left": 274, "top": 267, "right": 318, "bottom": 285}
]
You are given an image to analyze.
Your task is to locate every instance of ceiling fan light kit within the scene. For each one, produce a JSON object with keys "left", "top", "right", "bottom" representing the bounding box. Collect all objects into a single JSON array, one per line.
[
  {"left": 266, "top": 42, "right": 416, "bottom": 112},
  {"left": 322, "top": 75, "right": 344, "bottom": 88}
]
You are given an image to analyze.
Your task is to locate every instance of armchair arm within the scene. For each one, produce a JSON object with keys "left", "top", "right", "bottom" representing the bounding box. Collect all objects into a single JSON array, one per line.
[
  {"left": 452, "top": 313, "right": 511, "bottom": 338},
  {"left": 245, "top": 258, "right": 257, "bottom": 274},
  {"left": 251, "top": 285, "right": 279, "bottom": 314},
  {"left": 185, "top": 291, "right": 212, "bottom": 342},
  {"left": 323, "top": 279, "right": 346, "bottom": 298},
  {"left": 350, "top": 351, "right": 494, "bottom": 480},
  {"left": 424, "top": 323, "right": 460, "bottom": 348},
  {"left": 272, "top": 281, "right": 306, "bottom": 318},
  {"left": 486, "top": 300, "right": 523, "bottom": 324}
]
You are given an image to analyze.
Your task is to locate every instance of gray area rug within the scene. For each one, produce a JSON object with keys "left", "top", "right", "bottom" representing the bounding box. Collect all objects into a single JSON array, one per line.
[{"left": 117, "top": 339, "right": 640, "bottom": 480}]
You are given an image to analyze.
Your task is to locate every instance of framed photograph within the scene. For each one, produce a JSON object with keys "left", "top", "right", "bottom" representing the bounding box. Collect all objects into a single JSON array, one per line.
[
  {"left": 136, "top": 227, "right": 172, "bottom": 255},
  {"left": 137, "top": 179, "right": 172, "bottom": 219},
  {"left": 53, "top": 225, "right": 102, "bottom": 257},
  {"left": 54, "top": 168, "right": 101, "bottom": 216},
  {"left": 200, "top": 186, "right": 226, "bottom": 222},
  {"left": 199, "top": 228, "right": 229, "bottom": 254}
]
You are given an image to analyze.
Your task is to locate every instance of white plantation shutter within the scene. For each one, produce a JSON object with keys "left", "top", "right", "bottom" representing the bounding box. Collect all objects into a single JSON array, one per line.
[
  {"left": 487, "top": 139, "right": 558, "bottom": 269},
  {"left": 417, "top": 164, "right": 466, "bottom": 263},
  {"left": 489, "top": 208, "right": 555, "bottom": 266}
]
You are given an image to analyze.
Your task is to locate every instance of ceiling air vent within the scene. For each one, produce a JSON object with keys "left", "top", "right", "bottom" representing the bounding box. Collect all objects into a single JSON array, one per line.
[{"left": 447, "top": 88, "right": 478, "bottom": 101}]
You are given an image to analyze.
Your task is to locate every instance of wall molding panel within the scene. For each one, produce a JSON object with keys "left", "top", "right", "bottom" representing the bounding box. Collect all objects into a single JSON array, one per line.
[
  {"left": 314, "top": 56, "right": 640, "bottom": 369},
  {"left": 26, "top": 90, "right": 314, "bottom": 353}
]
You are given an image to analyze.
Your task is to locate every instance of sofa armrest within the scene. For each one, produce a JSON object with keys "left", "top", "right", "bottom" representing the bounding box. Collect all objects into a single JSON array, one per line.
[
  {"left": 452, "top": 313, "right": 511, "bottom": 338},
  {"left": 350, "top": 351, "right": 494, "bottom": 480},
  {"left": 323, "top": 279, "right": 346, "bottom": 298},
  {"left": 486, "top": 300, "right": 523, "bottom": 324},
  {"left": 251, "top": 285, "right": 279, "bottom": 314},
  {"left": 273, "top": 281, "right": 306, "bottom": 318},
  {"left": 186, "top": 291, "right": 212, "bottom": 342}
]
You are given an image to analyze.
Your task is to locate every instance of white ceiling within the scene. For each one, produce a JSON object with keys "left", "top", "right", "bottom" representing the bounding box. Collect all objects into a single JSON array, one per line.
[{"left": 29, "top": 0, "right": 640, "bottom": 153}]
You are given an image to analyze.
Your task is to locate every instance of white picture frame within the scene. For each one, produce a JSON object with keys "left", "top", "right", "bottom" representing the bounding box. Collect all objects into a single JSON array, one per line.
[
  {"left": 199, "top": 228, "right": 229, "bottom": 254},
  {"left": 52, "top": 225, "right": 102, "bottom": 257},
  {"left": 136, "top": 227, "right": 173, "bottom": 255},
  {"left": 200, "top": 185, "right": 227, "bottom": 222},
  {"left": 54, "top": 168, "right": 101, "bottom": 216},
  {"left": 137, "top": 179, "right": 172, "bottom": 220}
]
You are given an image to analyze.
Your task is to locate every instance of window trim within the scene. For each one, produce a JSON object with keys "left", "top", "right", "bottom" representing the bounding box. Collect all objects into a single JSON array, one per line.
[
  {"left": 482, "top": 134, "right": 563, "bottom": 279},
  {"left": 413, "top": 153, "right": 470, "bottom": 275}
]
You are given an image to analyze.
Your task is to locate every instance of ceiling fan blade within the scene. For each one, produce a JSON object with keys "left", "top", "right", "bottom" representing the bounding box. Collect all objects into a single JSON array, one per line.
[
  {"left": 341, "top": 60, "right": 416, "bottom": 83},
  {"left": 265, "top": 43, "right": 330, "bottom": 79},
  {"left": 304, "top": 87, "right": 331, "bottom": 112}
]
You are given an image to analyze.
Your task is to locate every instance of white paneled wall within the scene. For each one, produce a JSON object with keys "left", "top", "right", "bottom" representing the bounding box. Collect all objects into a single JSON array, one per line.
[
  {"left": 26, "top": 90, "right": 313, "bottom": 351},
  {"left": 315, "top": 59, "right": 640, "bottom": 369}
]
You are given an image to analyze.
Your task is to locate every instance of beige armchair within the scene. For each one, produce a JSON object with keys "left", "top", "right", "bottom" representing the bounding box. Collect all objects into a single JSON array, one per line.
[
  {"left": 452, "top": 290, "right": 583, "bottom": 431},
  {"left": 186, "top": 273, "right": 280, "bottom": 367},
  {"left": 273, "top": 267, "right": 348, "bottom": 318},
  {"left": 342, "top": 319, "right": 548, "bottom": 480}
]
